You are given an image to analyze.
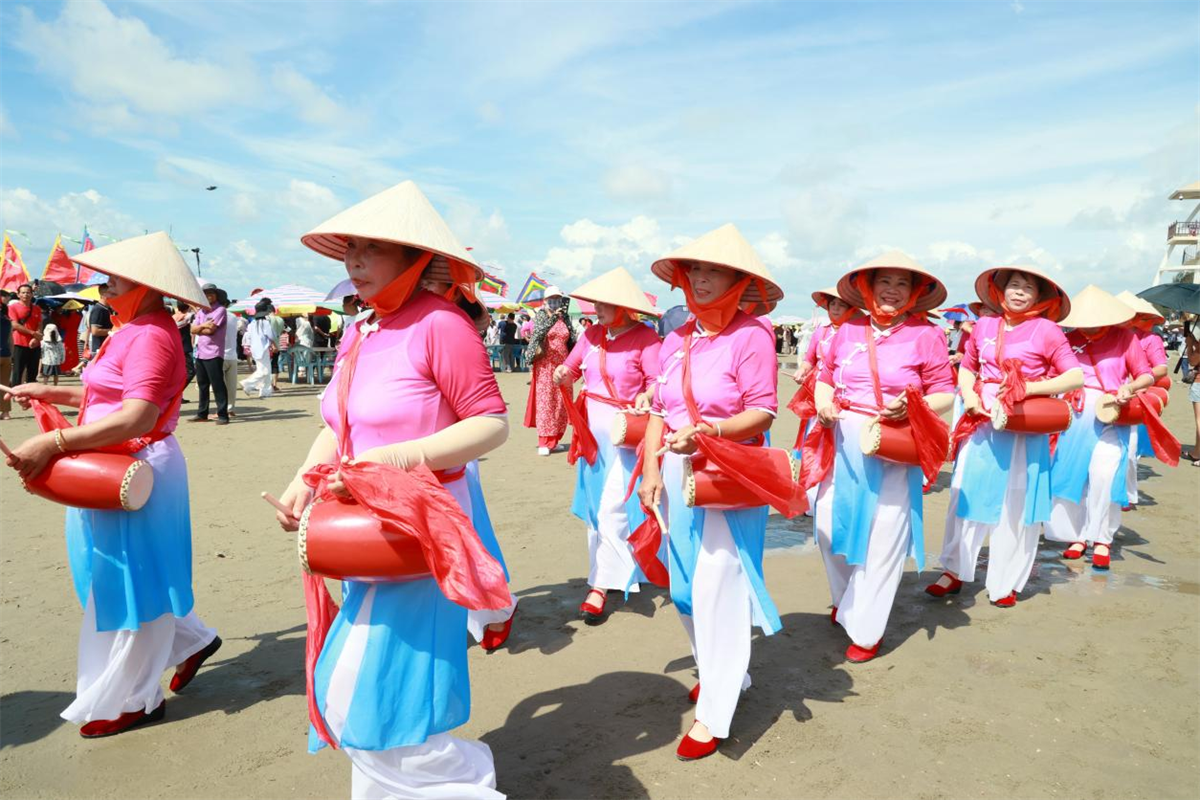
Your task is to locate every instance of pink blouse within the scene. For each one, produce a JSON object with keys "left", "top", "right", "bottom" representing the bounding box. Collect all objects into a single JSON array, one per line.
[
  {"left": 804, "top": 322, "right": 836, "bottom": 369},
  {"left": 653, "top": 311, "right": 777, "bottom": 432},
  {"left": 320, "top": 291, "right": 507, "bottom": 456},
  {"left": 819, "top": 316, "right": 955, "bottom": 409},
  {"left": 1135, "top": 329, "right": 1167, "bottom": 369},
  {"left": 562, "top": 323, "right": 661, "bottom": 403},
  {"left": 80, "top": 310, "right": 186, "bottom": 430},
  {"left": 1066, "top": 327, "right": 1152, "bottom": 393},
  {"left": 961, "top": 316, "right": 1079, "bottom": 382}
]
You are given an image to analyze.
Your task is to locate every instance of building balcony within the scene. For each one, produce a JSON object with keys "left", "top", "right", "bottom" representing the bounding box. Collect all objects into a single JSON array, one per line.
[
  {"left": 1183, "top": 247, "right": 1200, "bottom": 267},
  {"left": 1168, "top": 220, "right": 1200, "bottom": 241}
]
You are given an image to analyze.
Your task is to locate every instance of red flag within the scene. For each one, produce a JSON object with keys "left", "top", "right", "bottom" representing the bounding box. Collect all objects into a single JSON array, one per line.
[
  {"left": 1, "top": 235, "right": 30, "bottom": 291},
  {"left": 41, "top": 235, "right": 76, "bottom": 283}
]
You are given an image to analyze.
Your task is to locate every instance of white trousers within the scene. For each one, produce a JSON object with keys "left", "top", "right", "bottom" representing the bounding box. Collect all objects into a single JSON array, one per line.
[
  {"left": 814, "top": 458, "right": 911, "bottom": 648},
  {"left": 325, "top": 586, "right": 502, "bottom": 800},
  {"left": 586, "top": 450, "right": 640, "bottom": 592},
  {"left": 939, "top": 436, "right": 1040, "bottom": 601},
  {"left": 1047, "top": 427, "right": 1123, "bottom": 546},
  {"left": 676, "top": 510, "right": 752, "bottom": 740},
  {"left": 223, "top": 358, "right": 238, "bottom": 413},
  {"left": 241, "top": 357, "right": 273, "bottom": 398},
  {"left": 466, "top": 595, "right": 517, "bottom": 643},
  {"left": 1125, "top": 426, "right": 1139, "bottom": 505},
  {"left": 62, "top": 594, "right": 216, "bottom": 723}
]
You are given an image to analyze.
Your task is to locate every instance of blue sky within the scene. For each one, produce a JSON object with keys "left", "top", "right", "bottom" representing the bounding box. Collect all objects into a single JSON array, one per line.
[{"left": 1, "top": 0, "right": 1196, "bottom": 314}]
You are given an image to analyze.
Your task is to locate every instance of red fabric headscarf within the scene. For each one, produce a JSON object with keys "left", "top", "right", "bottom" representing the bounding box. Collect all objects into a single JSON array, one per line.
[
  {"left": 854, "top": 271, "right": 928, "bottom": 327},
  {"left": 671, "top": 263, "right": 754, "bottom": 334},
  {"left": 365, "top": 251, "right": 434, "bottom": 315}
]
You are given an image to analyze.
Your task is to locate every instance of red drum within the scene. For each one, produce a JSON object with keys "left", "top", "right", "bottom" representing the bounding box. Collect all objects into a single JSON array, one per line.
[
  {"left": 298, "top": 499, "right": 431, "bottom": 582},
  {"left": 859, "top": 418, "right": 920, "bottom": 466},
  {"left": 1155, "top": 375, "right": 1172, "bottom": 391},
  {"left": 1095, "top": 389, "right": 1167, "bottom": 425},
  {"left": 24, "top": 452, "right": 153, "bottom": 511},
  {"left": 990, "top": 397, "right": 1072, "bottom": 434},
  {"left": 682, "top": 448, "right": 798, "bottom": 509},
  {"left": 611, "top": 411, "right": 649, "bottom": 448}
]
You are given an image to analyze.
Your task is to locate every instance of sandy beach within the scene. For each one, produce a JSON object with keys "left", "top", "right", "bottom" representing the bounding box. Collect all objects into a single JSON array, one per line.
[{"left": 1, "top": 362, "right": 1197, "bottom": 800}]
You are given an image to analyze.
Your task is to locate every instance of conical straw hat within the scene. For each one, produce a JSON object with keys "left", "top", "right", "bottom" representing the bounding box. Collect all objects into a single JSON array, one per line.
[
  {"left": 835, "top": 250, "right": 947, "bottom": 314},
  {"left": 1115, "top": 291, "right": 1165, "bottom": 324},
  {"left": 301, "top": 180, "right": 482, "bottom": 282},
  {"left": 69, "top": 231, "right": 209, "bottom": 309},
  {"left": 974, "top": 265, "right": 1071, "bottom": 322},
  {"left": 1057, "top": 285, "right": 1135, "bottom": 329},
  {"left": 651, "top": 223, "right": 782, "bottom": 311},
  {"left": 570, "top": 267, "right": 660, "bottom": 316},
  {"left": 811, "top": 285, "right": 850, "bottom": 309}
]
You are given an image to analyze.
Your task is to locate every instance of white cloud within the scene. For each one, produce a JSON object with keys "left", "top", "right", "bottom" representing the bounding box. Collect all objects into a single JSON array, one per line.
[
  {"left": 1, "top": 187, "right": 144, "bottom": 252},
  {"left": 230, "top": 193, "right": 261, "bottom": 223},
  {"left": 278, "top": 179, "right": 342, "bottom": 231},
  {"left": 542, "top": 215, "right": 675, "bottom": 283},
  {"left": 781, "top": 191, "right": 867, "bottom": 257},
  {"left": 602, "top": 164, "right": 673, "bottom": 203},
  {"left": 272, "top": 64, "right": 346, "bottom": 126},
  {"left": 445, "top": 203, "right": 510, "bottom": 257},
  {"left": 14, "top": 1, "right": 257, "bottom": 130},
  {"left": 477, "top": 101, "right": 503, "bottom": 125},
  {"left": 755, "top": 232, "right": 800, "bottom": 270}
]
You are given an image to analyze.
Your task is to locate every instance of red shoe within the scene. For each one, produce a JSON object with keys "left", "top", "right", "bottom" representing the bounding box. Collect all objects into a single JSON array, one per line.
[
  {"left": 676, "top": 730, "right": 722, "bottom": 761},
  {"left": 1061, "top": 542, "right": 1087, "bottom": 560},
  {"left": 688, "top": 683, "right": 701, "bottom": 703},
  {"left": 481, "top": 612, "right": 515, "bottom": 652},
  {"left": 80, "top": 701, "right": 166, "bottom": 738},
  {"left": 845, "top": 641, "right": 881, "bottom": 663},
  {"left": 924, "top": 572, "right": 963, "bottom": 598},
  {"left": 830, "top": 606, "right": 838, "bottom": 625},
  {"left": 1091, "top": 544, "right": 1111, "bottom": 570},
  {"left": 992, "top": 591, "right": 1017, "bottom": 608},
  {"left": 580, "top": 589, "right": 606, "bottom": 624},
  {"left": 170, "top": 636, "right": 222, "bottom": 693}
]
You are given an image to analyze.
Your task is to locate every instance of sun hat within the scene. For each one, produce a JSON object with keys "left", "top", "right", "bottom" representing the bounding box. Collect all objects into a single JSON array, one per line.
[
  {"left": 811, "top": 286, "right": 850, "bottom": 309},
  {"left": 543, "top": 285, "right": 564, "bottom": 299},
  {"left": 974, "top": 265, "right": 1071, "bottom": 322},
  {"left": 1115, "top": 291, "right": 1165, "bottom": 325},
  {"left": 569, "top": 267, "right": 660, "bottom": 317},
  {"left": 1057, "top": 285, "right": 1135, "bottom": 329},
  {"left": 301, "top": 180, "right": 482, "bottom": 283},
  {"left": 68, "top": 231, "right": 209, "bottom": 309},
  {"left": 835, "top": 251, "right": 947, "bottom": 315},
  {"left": 650, "top": 223, "right": 782, "bottom": 311}
]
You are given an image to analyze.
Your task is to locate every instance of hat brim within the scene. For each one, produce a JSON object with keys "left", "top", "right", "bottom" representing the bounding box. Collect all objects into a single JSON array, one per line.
[
  {"left": 301, "top": 233, "right": 484, "bottom": 285},
  {"left": 835, "top": 265, "right": 947, "bottom": 316},
  {"left": 974, "top": 267, "right": 1071, "bottom": 322},
  {"left": 69, "top": 258, "right": 210, "bottom": 310},
  {"left": 811, "top": 286, "right": 850, "bottom": 309},
  {"left": 650, "top": 258, "right": 781, "bottom": 313}
]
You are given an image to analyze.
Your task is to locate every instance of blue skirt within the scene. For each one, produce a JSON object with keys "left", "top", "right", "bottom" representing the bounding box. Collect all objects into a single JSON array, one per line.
[{"left": 65, "top": 436, "right": 195, "bottom": 632}]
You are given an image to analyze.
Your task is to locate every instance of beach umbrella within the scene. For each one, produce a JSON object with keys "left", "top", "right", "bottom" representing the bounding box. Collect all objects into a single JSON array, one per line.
[
  {"left": 230, "top": 284, "right": 327, "bottom": 315},
  {"left": 325, "top": 277, "right": 356, "bottom": 302},
  {"left": 32, "top": 280, "right": 65, "bottom": 298},
  {"left": 1137, "top": 283, "right": 1200, "bottom": 315},
  {"left": 937, "top": 303, "right": 976, "bottom": 321}
]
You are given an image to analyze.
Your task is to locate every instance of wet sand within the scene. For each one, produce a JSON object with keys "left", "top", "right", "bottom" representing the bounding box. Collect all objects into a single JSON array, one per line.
[{"left": 1, "top": 363, "right": 1198, "bottom": 799}]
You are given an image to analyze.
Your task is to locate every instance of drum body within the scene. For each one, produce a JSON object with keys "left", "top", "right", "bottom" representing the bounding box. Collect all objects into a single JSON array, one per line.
[
  {"left": 682, "top": 448, "right": 798, "bottom": 509},
  {"left": 611, "top": 411, "right": 649, "bottom": 448},
  {"left": 859, "top": 418, "right": 920, "bottom": 466},
  {"left": 1095, "top": 389, "right": 1167, "bottom": 425},
  {"left": 990, "top": 397, "right": 1072, "bottom": 434},
  {"left": 1154, "top": 375, "right": 1172, "bottom": 391},
  {"left": 298, "top": 499, "right": 431, "bottom": 582},
  {"left": 25, "top": 452, "right": 153, "bottom": 511}
]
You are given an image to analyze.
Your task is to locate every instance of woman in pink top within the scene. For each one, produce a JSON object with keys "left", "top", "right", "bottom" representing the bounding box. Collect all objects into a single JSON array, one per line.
[
  {"left": 1116, "top": 291, "right": 1171, "bottom": 508},
  {"left": 638, "top": 224, "right": 787, "bottom": 762},
  {"left": 274, "top": 181, "right": 508, "bottom": 798},
  {"left": 928, "top": 268, "right": 1082, "bottom": 607},
  {"left": 554, "top": 267, "right": 661, "bottom": 622},
  {"left": 1047, "top": 286, "right": 1153, "bottom": 569},
  {"left": 4, "top": 233, "right": 220, "bottom": 739},
  {"left": 810, "top": 252, "right": 955, "bottom": 663}
]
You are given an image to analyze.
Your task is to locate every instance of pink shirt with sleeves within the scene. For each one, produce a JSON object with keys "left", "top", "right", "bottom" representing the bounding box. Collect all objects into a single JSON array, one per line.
[
  {"left": 819, "top": 316, "right": 955, "bottom": 410},
  {"left": 961, "top": 316, "right": 1080, "bottom": 382},
  {"left": 320, "top": 291, "right": 507, "bottom": 457},
  {"left": 1066, "top": 327, "right": 1151, "bottom": 393},
  {"left": 80, "top": 310, "right": 186, "bottom": 431},
  {"left": 1135, "top": 329, "right": 1168, "bottom": 369},
  {"left": 562, "top": 322, "right": 661, "bottom": 403},
  {"left": 652, "top": 311, "right": 778, "bottom": 432},
  {"left": 804, "top": 322, "right": 835, "bottom": 369}
]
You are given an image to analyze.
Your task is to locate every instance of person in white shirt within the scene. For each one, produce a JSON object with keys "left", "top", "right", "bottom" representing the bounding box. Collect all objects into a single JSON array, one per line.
[
  {"left": 240, "top": 300, "right": 276, "bottom": 399},
  {"left": 219, "top": 290, "right": 239, "bottom": 417}
]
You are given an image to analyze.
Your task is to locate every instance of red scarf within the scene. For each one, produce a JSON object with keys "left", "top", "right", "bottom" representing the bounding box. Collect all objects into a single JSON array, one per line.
[
  {"left": 985, "top": 280, "right": 1061, "bottom": 325},
  {"left": 107, "top": 285, "right": 151, "bottom": 329},
  {"left": 671, "top": 265, "right": 756, "bottom": 334},
  {"left": 365, "top": 252, "right": 434, "bottom": 315},
  {"left": 854, "top": 272, "right": 928, "bottom": 327}
]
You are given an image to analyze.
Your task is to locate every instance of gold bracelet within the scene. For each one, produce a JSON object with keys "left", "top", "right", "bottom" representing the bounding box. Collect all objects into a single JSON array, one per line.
[{"left": 54, "top": 428, "right": 68, "bottom": 453}]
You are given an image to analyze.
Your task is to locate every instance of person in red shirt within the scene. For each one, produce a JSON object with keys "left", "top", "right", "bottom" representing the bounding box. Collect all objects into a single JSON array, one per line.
[{"left": 7, "top": 283, "right": 43, "bottom": 386}]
